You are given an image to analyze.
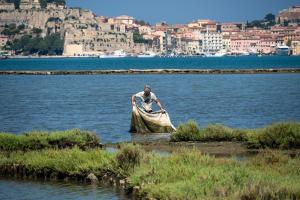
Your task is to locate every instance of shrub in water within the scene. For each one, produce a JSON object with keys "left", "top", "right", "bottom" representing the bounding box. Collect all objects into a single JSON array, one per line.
[
  {"left": 203, "top": 124, "right": 235, "bottom": 141},
  {"left": 170, "top": 120, "right": 202, "bottom": 141},
  {"left": 116, "top": 144, "right": 144, "bottom": 173},
  {"left": 258, "top": 122, "right": 300, "bottom": 149}
]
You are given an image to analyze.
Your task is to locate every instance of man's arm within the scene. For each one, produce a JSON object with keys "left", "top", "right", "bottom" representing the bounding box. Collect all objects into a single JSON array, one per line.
[
  {"left": 131, "top": 95, "right": 136, "bottom": 106},
  {"left": 155, "top": 99, "right": 163, "bottom": 110}
]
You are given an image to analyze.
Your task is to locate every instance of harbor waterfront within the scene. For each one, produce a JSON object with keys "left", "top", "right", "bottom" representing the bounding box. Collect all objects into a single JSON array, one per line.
[{"left": 1, "top": 56, "right": 300, "bottom": 71}]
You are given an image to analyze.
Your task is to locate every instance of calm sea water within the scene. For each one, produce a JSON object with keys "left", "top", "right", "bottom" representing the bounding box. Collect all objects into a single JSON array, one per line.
[
  {"left": 0, "top": 178, "right": 129, "bottom": 200},
  {"left": 0, "top": 74, "right": 299, "bottom": 143},
  {"left": 0, "top": 56, "right": 300, "bottom": 70}
]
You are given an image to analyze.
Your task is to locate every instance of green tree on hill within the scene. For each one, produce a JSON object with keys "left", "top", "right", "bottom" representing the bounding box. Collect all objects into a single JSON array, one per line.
[
  {"left": 5, "top": 33, "right": 64, "bottom": 55},
  {"left": 246, "top": 13, "right": 276, "bottom": 29},
  {"left": 133, "top": 30, "right": 149, "bottom": 44},
  {"left": 1, "top": 23, "right": 20, "bottom": 36},
  {"left": 264, "top": 13, "right": 275, "bottom": 22}
]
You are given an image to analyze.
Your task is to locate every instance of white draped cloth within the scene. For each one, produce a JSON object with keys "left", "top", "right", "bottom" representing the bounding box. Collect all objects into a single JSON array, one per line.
[{"left": 130, "top": 105, "right": 176, "bottom": 133}]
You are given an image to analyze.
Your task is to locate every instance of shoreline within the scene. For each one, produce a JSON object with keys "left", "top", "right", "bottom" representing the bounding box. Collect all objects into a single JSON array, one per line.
[{"left": 1, "top": 68, "right": 300, "bottom": 75}]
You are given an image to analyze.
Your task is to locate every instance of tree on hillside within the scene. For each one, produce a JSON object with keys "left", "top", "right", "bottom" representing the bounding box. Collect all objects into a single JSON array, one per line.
[
  {"left": 39, "top": 0, "right": 47, "bottom": 8},
  {"left": 264, "top": 13, "right": 276, "bottom": 26},
  {"left": 264, "top": 13, "right": 275, "bottom": 22},
  {"left": 135, "top": 20, "right": 150, "bottom": 26},
  {"left": 5, "top": 33, "right": 64, "bottom": 55},
  {"left": 133, "top": 30, "right": 149, "bottom": 44}
]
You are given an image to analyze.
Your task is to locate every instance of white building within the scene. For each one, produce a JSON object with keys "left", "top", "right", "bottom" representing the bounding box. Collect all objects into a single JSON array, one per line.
[
  {"left": 201, "top": 31, "right": 224, "bottom": 53},
  {"left": 0, "top": 1, "right": 15, "bottom": 11},
  {"left": 114, "top": 15, "right": 135, "bottom": 25}
]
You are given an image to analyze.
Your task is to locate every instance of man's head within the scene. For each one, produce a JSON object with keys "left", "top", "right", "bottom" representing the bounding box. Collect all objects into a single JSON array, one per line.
[{"left": 144, "top": 85, "right": 151, "bottom": 96}]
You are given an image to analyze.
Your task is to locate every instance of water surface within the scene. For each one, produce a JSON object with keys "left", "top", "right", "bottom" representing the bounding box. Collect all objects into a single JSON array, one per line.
[
  {"left": 0, "top": 74, "right": 299, "bottom": 143},
  {"left": 0, "top": 178, "right": 129, "bottom": 200},
  {"left": 1, "top": 56, "right": 300, "bottom": 71}
]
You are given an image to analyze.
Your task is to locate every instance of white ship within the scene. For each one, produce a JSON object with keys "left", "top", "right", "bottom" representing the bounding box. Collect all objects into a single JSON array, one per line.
[
  {"left": 276, "top": 45, "right": 289, "bottom": 56},
  {"left": 203, "top": 52, "right": 227, "bottom": 57},
  {"left": 99, "top": 50, "right": 127, "bottom": 58},
  {"left": 137, "top": 52, "right": 157, "bottom": 58}
]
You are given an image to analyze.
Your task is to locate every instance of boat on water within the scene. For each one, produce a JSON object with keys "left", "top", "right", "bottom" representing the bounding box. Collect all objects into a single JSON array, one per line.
[
  {"left": 276, "top": 45, "right": 289, "bottom": 56},
  {"left": 99, "top": 50, "right": 127, "bottom": 58},
  {"left": 203, "top": 52, "right": 227, "bottom": 57},
  {"left": 137, "top": 52, "right": 157, "bottom": 58},
  {"left": 0, "top": 55, "right": 8, "bottom": 60}
]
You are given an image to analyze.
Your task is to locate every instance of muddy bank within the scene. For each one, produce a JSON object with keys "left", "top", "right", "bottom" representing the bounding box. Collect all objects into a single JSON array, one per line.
[
  {"left": 0, "top": 166, "right": 133, "bottom": 198},
  {"left": 1, "top": 68, "right": 300, "bottom": 75},
  {"left": 105, "top": 141, "right": 300, "bottom": 158}
]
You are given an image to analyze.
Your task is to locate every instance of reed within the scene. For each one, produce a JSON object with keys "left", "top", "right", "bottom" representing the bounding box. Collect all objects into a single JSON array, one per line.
[
  {"left": 0, "top": 129, "right": 100, "bottom": 151},
  {"left": 171, "top": 121, "right": 300, "bottom": 149}
]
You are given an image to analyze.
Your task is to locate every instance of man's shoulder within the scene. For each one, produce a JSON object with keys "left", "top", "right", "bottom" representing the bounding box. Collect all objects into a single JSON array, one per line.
[
  {"left": 135, "top": 91, "right": 144, "bottom": 97},
  {"left": 151, "top": 92, "right": 157, "bottom": 99}
]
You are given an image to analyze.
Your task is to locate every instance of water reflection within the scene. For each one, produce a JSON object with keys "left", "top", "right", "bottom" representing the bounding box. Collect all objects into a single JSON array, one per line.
[{"left": 0, "top": 178, "right": 130, "bottom": 200}]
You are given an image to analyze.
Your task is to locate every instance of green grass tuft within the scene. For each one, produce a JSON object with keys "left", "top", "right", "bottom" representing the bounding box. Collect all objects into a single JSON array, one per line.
[
  {"left": 171, "top": 121, "right": 300, "bottom": 149},
  {"left": 116, "top": 144, "right": 145, "bottom": 175},
  {"left": 0, "top": 129, "right": 100, "bottom": 151},
  {"left": 0, "top": 147, "right": 115, "bottom": 177},
  {"left": 129, "top": 149, "right": 300, "bottom": 199},
  {"left": 170, "top": 120, "right": 203, "bottom": 141}
]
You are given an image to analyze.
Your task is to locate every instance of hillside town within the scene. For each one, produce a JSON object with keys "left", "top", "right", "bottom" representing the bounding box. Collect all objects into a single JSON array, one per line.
[{"left": 0, "top": 0, "right": 300, "bottom": 57}]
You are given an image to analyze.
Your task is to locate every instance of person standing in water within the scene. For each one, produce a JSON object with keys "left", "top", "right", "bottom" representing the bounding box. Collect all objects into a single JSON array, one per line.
[{"left": 131, "top": 85, "right": 164, "bottom": 113}]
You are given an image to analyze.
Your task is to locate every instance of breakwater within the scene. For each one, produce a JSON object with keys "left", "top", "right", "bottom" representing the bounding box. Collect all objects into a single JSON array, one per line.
[{"left": 1, "top": 68, "right": 300, "bottom": 75}]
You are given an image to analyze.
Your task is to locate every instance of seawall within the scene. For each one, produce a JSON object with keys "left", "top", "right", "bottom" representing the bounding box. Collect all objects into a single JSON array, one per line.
[{"left": 0, "top": 68, "right": 300, "bottom": 75}]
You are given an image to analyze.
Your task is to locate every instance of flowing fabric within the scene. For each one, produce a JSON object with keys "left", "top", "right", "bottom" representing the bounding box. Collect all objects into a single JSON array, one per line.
[{"left": 130, "top": 105, "right": 176, "bottom": 133}]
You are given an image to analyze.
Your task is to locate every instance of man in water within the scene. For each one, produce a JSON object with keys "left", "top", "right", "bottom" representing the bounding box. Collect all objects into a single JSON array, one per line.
[{"left": 131, "top": 85, "right": 164, "bottom": 113}]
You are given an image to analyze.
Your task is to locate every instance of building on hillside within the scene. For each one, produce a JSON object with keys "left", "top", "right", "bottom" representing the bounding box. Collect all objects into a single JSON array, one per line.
[
  {"left": 201, "top": 31, "right": 223, "bottom": 53},
  {"left": 0, "top": 34, "right": 8, "bottom": 49},
  {"left": 222, "top": 35, "right": 231, "bottom": 52},
  {"left": 46, "top": 3, "right": 65, "bottom": 10},
  {"left": 257, "top": 39, "right": 276, "bottom": 54},
  {"left": 276, "top": 5, "right": 300, "bottom": 24},
  {"left": 230, "top": 37, "right": 259, "bottom": 54},
  {"left": 114, "top": 15, "right": 135, "bottom": 25},
  {"left": 180, "top": 38, "right": 201, "bottom": 55},
  {"left": 221, "top": 22, "right": 245, "bottom": 33},
  {"left": 19, "top": 0, "right": 41, "bottom": 10},
  {"left": 0, "top": 1, "right": 15, "bottom": 11},
  {"left": 291, "top": 37, "right": 300, "bottom": 55},
  {"left": 138, "top": 25, "right": 152, "bottom": 35},
  {"left": 63, "top": 28, "right": 134, "bottom": 56}
]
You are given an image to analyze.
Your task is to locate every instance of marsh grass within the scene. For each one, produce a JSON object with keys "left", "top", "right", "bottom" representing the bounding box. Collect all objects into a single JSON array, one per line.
[
  {"left": 171, "top": 121, "right": 300, "bottom": 149},
  {"left": 0, "top": 145, "right": 299, "bottom": 199},
  {"left": 0, "top": 129, "right": 100, "bottom": 151},
  {"left": 0, "top": 147, "right": 115, "bottom": 177},
  {"left": 129, "top": 149, "right": 300, "bottom": 199},
  {"left": 116, "top": 144, "right": 145, "bottom": 176}
]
